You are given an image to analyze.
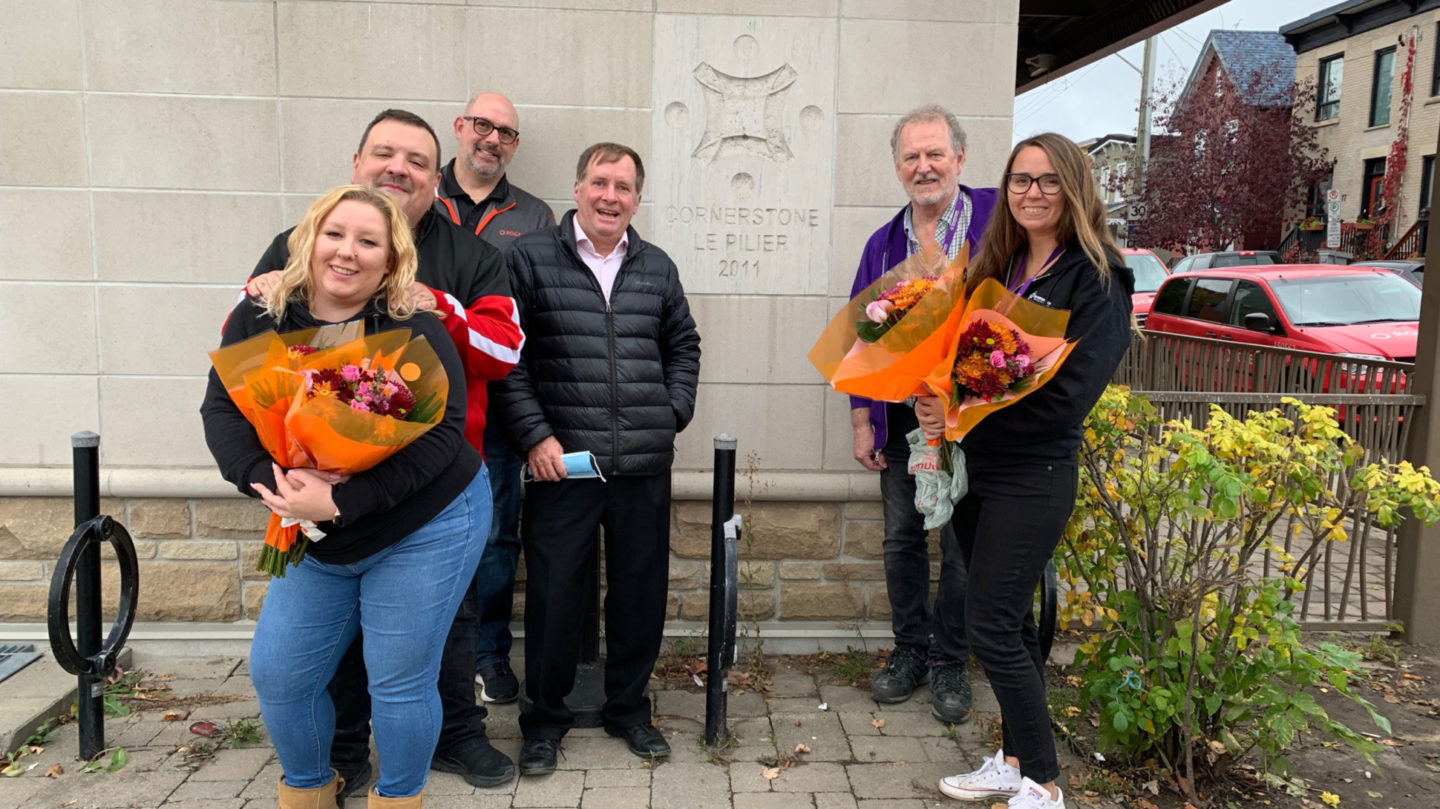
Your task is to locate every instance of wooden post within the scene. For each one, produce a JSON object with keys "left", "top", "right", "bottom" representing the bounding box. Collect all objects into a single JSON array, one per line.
[{"left": 1394, "top": 117, "right": 1440, "bottom": 643}]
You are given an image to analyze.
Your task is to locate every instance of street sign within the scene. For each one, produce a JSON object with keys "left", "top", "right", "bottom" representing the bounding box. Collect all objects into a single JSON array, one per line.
[{"left": 1325, "top": 188, "right": 1341, "bottom": 248}]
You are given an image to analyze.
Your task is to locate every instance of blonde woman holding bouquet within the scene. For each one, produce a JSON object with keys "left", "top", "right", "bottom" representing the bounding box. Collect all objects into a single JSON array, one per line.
[
  {"left": 916, "top": 133, "right": 1134, "bottom": 809},
  {"left": 201, "top": 185, "right": 494, "bottom": 809}
]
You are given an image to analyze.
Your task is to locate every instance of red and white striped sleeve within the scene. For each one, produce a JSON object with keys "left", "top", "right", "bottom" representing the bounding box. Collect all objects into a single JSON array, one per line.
[{"left": 429, "top": 286, "right": 525, "bottom": 382}]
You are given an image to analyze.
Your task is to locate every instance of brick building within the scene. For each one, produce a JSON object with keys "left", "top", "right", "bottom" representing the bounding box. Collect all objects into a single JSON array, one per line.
[{"left": 1284, "top": 0, "right": 1440, "bottom": 254}]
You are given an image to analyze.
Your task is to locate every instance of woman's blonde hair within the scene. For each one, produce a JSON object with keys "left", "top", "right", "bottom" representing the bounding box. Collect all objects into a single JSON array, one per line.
[
  {"left": 264, "top": 185, "right": 419, "bottom": 321},
  {"left": 967, "top": 132, "right": 1120, "bottom": 294}
]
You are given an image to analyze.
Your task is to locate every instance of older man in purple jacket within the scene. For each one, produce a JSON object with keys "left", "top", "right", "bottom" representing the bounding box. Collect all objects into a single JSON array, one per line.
[{"left": 849, "top": 105, "right": 998, "bottom": 724}]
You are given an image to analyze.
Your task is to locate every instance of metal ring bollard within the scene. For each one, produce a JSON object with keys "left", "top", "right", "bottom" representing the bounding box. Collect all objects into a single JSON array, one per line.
[
  {"left": 704, "top": 435, "right": 739, "bottom": 747},
  {"left": 47, "top": 515, "right": 139, "bottom": 679},
  {"left": 46, "top": 431, "right": 140, "bottom": 761}
]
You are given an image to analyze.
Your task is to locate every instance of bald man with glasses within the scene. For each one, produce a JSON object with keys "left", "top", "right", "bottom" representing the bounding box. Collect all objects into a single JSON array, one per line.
[{"left": 435, "top": 92, "right": 555, "bottom": 716}]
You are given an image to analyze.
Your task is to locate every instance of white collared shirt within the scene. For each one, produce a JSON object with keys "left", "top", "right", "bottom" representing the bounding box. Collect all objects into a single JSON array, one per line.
[{"left": 573, "top": 219, "right": 629, "bottom": 303}]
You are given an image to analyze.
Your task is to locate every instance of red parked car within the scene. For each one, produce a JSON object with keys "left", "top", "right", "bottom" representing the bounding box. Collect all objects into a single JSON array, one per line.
[
  {"left": 1144, "top": 265, "right": 1420, "bottom": 361},
  {"left": 1121, "top": 248, "right": 1170, "bottom": 327}
]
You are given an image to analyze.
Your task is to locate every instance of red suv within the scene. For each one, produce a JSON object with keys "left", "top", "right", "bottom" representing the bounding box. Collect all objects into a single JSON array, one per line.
[
  {"left": 1144, "top": 266, "right": 1420, "bottom": 361},
  {"left": 1121, "top": 248, "right": 1170, "bottom": 327}
]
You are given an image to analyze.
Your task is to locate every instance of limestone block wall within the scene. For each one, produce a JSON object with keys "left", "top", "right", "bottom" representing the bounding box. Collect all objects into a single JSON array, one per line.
[
  {"left": 0, "top": 0, "right": 1014, "bottom": 634},
  {"left": 0, "top": 496, "right": 941, "bottom": 632}
]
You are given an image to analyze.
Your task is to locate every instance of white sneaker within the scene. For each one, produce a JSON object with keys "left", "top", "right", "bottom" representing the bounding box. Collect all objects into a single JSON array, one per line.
[
  {"left": 938, "top": 748, "right": 1022, "bottom": 800},
  {"left": 1008, "top": 777, "right": 1064, "bottom": 808}
]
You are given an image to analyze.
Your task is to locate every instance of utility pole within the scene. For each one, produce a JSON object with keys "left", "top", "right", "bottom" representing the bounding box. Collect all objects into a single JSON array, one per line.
[{"left": 1135, "top": 37, "right": 1157, "bottom": 194}]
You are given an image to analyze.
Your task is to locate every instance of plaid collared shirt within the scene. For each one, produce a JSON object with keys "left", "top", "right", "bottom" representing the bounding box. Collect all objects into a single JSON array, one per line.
[{"left": 903, "top": 187, "right": 971, "bottom": 261}]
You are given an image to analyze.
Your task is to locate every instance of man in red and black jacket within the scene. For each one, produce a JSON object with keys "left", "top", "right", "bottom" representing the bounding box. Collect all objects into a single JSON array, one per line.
[
  {"left": 433, "top": 92, "right": 554, "bottom": 710},
  {"left": 244, "top": 109, "right": 524, "bottom": 792}
]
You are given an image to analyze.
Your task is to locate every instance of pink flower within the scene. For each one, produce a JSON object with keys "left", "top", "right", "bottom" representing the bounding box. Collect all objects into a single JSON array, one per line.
[
  {"left": 341, "top": 365, "right": 362, "bottom": 382},
  {"left": 865, "top": 299, "right": 894, "bottom": 323},
  {"left": 989, "top": 349, "right": 1006, "bottom": 368},
  {"left": 349, "top": 399, "right": 372, "bottom": 413}
]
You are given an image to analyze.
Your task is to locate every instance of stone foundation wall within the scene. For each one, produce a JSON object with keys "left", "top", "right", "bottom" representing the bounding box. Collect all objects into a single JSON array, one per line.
[{"left": 0, "top": 496, "right": 941, "bottom": 628}]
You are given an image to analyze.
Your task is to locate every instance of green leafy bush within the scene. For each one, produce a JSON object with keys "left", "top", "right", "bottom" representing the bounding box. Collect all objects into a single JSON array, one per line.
[{"left": 1058, "top": 387, "right": 1440, "bottom": 801}]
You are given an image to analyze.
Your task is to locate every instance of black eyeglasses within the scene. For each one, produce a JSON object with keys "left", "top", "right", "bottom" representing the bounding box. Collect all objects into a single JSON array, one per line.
[
  {"left": 1005, "top": 172, "right": 1062, "bottom": 195},
  {"left": 463, "top": 116, "right": 519, "bottom": 145}
]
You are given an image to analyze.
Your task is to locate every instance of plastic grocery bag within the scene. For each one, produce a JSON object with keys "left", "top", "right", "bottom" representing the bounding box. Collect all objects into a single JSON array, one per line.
[{"left": 906, "top": 428, "right": 968, "bottom": 530}]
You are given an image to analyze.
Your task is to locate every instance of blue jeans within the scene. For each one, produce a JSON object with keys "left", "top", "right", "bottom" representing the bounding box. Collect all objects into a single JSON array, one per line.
[
  {"left": 475, "top": 428, "right": 523, "bottom": 667},
  {"left": 251, "top": 469, "right": 489, "bottom": 798}
]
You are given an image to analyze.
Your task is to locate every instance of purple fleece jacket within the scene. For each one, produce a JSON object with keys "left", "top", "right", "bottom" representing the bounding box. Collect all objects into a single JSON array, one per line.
[{"left": 847, "top": 185, "right": 1000, "bottom": 451}]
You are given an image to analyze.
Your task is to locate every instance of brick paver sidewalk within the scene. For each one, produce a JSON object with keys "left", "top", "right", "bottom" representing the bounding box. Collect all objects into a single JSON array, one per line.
[{"left": 0, "top": 648, "right": 1073, "bottom": 809}]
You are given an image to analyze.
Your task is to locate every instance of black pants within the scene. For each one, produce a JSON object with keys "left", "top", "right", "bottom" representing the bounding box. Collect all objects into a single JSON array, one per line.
[
  {"left": 949, "top": 458, "right": 1077, "bottom": 784},
  {"left": 328, "top": 574, "right": 489, "bottom": 766},
  {"left": 518, "top": 474, "right": 671, "bottom": 741},
  {"left": 879, "top": 403, "right": 970, "bottom": 664}
]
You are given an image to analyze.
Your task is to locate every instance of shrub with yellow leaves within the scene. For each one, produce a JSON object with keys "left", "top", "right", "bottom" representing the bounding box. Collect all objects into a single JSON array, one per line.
[{"left": 1057, "top": 387, "right": 1440, "bottom": 804}]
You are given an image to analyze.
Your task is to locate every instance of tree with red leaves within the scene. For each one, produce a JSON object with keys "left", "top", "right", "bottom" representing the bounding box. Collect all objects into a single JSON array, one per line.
[{"left": 1130, "top": 62, "right": 1334, "bottom": 253}]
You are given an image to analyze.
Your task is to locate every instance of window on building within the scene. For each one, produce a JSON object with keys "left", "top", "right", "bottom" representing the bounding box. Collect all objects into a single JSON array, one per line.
[
  {"left": 1361, "top": 157, "right": 1386, "bottom": 218},
  {"left": 1422, "top": 155, "right": 1435, "bottom": 214},
  {"left": 1318, "top": 55, "right": 1343, "bottom": 120},
  {"left": 1100, "top": 166, "right": 1111, "bottom": 203},
  {"left": 1371, "top": 46, "right": 1396, "bottom": 126},
  {"left": 1115, "top": 161, "right": 1127, "bottom": 202},
  {"left": 1434, "top": 24, "right": 1440, "bottom": 96},
  {"left": 1307, "top": 173, "right": 1333, "bottom": 218}
]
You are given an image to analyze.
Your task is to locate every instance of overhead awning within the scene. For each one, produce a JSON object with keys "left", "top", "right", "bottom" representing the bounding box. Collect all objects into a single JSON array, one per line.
[{"left": 1017, "top": 0, "right": 1230, "bottom": 93}]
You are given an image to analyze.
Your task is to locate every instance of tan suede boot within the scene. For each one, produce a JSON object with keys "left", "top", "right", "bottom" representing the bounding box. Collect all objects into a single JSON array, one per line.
[
  {"left": 277, "top": 769, "right": 344, "bottom": 809},
  {"left": 364, "top": 786, "right": 423, "bottom": 808}
]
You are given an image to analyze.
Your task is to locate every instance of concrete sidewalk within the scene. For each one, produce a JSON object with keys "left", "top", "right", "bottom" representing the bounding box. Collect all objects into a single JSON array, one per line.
[{"left": 0, "top": 644, "right": 1089, "bottom": 809}]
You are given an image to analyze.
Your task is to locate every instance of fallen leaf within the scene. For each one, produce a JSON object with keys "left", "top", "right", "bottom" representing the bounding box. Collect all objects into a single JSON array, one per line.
[
  {"left": 871, "top": 718, "right": 886, "bottom": 729},
  {"left": 762, "top": 767, "right": 780, "bottom": 780},
  {"left": 692, "top": 674, "right": 704, "bottom": 688},
  {"left": 45, "top": 765, "right": 63, "bottom": 777},
  {"left": 1320, "top": 791, "right": 1340, "bottom": 807},
  {"left": 794, "top": 720, "right": 802, "bottom": 727},
  {"left": 1135, "top": 799, "right": 1159, "bottom": 809},
  {"left": 60, "top": 802, "right": 77, "bottom": 808},
  {"left": 794, "top": 744, "right": 811, "bottom": 754},
  {"left": 162, "top": 710, "right": 187, "bottom": 722}
]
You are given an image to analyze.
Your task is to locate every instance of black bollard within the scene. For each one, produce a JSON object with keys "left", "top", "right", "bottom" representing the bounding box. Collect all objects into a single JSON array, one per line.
[
  {"left": 71, "top": 432, "right": 105, "bottom": 761},
  {"left": 48, "top": 432, "right": 139, "bottom": 764},
  {"left": 704, "top": 435, "right": 739, "bottom": 746}
]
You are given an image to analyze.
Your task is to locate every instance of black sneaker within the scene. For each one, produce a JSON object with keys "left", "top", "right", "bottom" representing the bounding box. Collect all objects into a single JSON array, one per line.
[
  {"left": 475, "top": 659, "right": 520, "bottom": 704},
  {"left": 871, "top": 646, "right": 929, "bottom": 703},
  {"left": 929, "top": 661, "right": 973, "bottom": 724},
  {"left": 431, "top": 737, "right": 516, "bottom": 788}
]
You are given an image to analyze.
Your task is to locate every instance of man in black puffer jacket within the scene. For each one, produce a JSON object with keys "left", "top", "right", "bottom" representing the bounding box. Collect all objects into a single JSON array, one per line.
[{"left": 496, "top": 143, "right": 701, "bottom": 776}]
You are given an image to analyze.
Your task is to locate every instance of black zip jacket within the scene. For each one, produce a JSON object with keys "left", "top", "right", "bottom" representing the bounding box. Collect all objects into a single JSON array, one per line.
[
  {"left": 201, "top": 298, "right": 481, "bottom": 564},
  {"left": 496, "top": 211, "right": 701, "bottom": 476},
  {"left": 960, "top": 242, "right": 1135, "bottom": 467},
  {"left": 433, "top": 162, "right": 555, "bottom": 251}
]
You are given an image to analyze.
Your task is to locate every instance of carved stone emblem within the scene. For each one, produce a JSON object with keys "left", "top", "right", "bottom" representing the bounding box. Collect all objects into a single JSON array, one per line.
[{"left": 690, "top": 62, "right": 798, "bottom": 164}]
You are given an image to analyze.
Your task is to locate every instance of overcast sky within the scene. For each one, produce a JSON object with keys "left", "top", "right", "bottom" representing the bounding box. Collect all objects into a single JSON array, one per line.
[{"left": 1012, "top": 0, "right": 1334, "bottom": 144}]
